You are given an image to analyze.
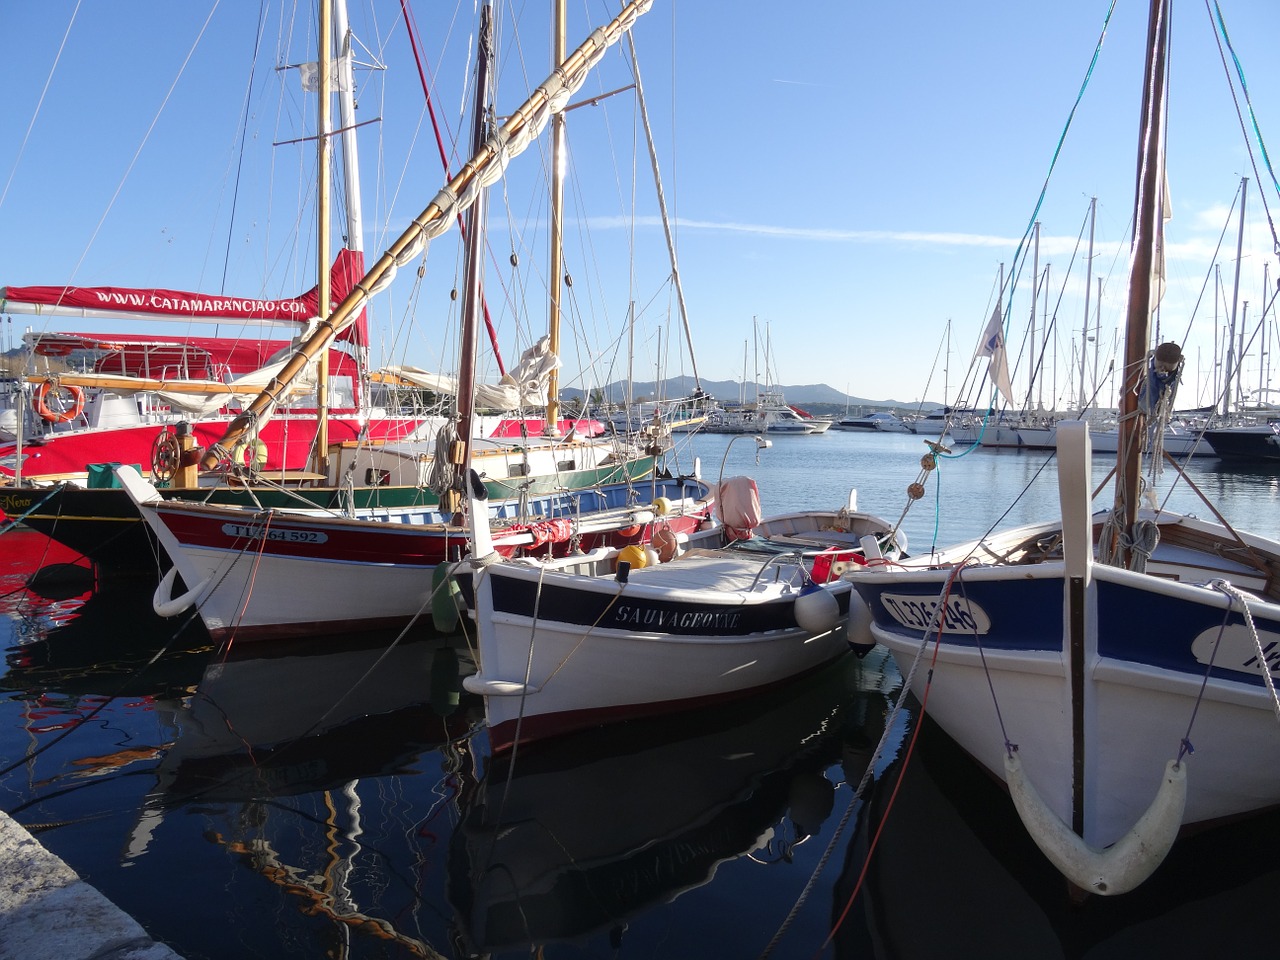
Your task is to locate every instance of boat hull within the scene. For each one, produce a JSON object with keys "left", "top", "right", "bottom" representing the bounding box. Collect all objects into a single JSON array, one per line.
[
  {"left": 849, "top": 559, "right": 1280, "bottom": 848},
  {"left": 131, "top": 474, "right": 711, "bottom": 641},
  {"left": 1203, "top": 424, "right": 1280, "bottom": 461},
  {"left": 5, "top": 454, "right": 660, "bottom": 571},
  {"left": 467, "top": 551, "right": 853, "bottom": 751}
]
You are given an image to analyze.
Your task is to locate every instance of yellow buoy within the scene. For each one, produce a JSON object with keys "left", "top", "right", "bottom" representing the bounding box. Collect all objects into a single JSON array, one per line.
[
  {"left": 617, "top": 544, "right": 649, "bottom": 571},
  {"left": 651, "top": 496, "right": 672, "bottom": 516}
]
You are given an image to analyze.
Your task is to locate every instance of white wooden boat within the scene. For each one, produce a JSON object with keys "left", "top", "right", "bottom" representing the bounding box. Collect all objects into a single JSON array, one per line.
[
  {"left": 846, "top": 0, "right": 1280, "bottom": 896},
  {"left": 463, "top": 479, "right": 904, "bottom": 752}
]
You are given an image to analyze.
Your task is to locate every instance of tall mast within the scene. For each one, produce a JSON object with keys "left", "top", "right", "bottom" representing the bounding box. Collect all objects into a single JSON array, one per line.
[
  {"left": 1222, "top": 177, "right": 1248, "bottom": 416},
  {"left": 201, "top": 0, "right": 656, "bottom": 469},
  {"left": 333, "top": 0, "right": 368, "bottom": 387},
  {"left": 1041, "top": 262, "right": 1050, "bottom": 410},
  {"left": 312, "top": 0, "right": 333, "bottom": 476},
  {"left": 1028, "top": 221, "right": 1039, "bottom": 414},
  {"left": 454, "top": 3, "right": 496, "bottom": 501},
  {"left": 543, "top": 0, "right": 567, "bottom": 437},
  {"left": 1080, "top": 197, "right": 1096, "bottom": 412},
  {"left": 1112, "top": 0, "right": 1170, "bottom": 568}
]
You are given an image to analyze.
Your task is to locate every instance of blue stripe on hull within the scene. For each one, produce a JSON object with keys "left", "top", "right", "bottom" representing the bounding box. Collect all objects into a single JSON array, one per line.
[{"left": 853, "top": 577, "right": 1063, "bottom": 651}]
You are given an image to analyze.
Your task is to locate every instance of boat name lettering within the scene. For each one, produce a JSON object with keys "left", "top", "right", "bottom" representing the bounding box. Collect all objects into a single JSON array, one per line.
[
  {"left": 221, "top": 523, "right": 327, "bottom": 544},
  {"left": 1190, "top": 625, "right": 1280, "bottom": 679},
  {"left": 879, "top": 592, "right": 990, "bottom": 635},
  {"left": 613, "top": 604, "right": 741, "bottom": 630},
  {"left": 0, "top": 493, "right": 37, "bottom": 514}
]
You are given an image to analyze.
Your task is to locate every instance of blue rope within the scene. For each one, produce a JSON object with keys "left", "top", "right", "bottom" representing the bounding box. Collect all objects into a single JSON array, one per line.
[
  {"left": 0, "top": 485, "right": 62, "bottom": 537},
  {"left": 995, "top": 1, "right": 1118, "bottom": 335},
  {"left": 1210, "top": 1, "right": 1280, "bottom": 255}
]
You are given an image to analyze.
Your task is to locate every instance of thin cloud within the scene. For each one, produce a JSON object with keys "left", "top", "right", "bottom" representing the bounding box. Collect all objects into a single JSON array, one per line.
[{"left": 588, "top": 215, "right": 1018, "bottom": 248}]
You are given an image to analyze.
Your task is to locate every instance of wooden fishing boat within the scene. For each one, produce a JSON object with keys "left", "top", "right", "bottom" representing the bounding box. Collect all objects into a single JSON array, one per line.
[{"left": 845, "top": 0, "right": 1280, "bottom": 896}]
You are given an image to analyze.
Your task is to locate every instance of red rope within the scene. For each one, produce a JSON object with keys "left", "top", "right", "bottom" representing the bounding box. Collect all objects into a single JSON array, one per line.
[
  {"left": 398, "top": 0, "right": 506, "bottom": 376},
  {"left": 817, "top": 570, "right": 959, "bottom": 955}
]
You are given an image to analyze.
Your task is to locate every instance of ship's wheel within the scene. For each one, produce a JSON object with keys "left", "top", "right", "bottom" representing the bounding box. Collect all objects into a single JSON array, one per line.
[{"left": 151, "top": 429, "right": 181, "bottom": 483}]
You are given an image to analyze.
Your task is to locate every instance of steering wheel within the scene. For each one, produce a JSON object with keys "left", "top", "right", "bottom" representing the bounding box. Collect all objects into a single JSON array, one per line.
[{"left": 151, "top": 430, "right": 182, "bottom": 483}]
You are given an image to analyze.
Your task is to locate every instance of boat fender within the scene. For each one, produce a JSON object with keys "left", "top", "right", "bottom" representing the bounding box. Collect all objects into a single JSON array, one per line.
[
  {"left": 430, "top": 561, "right": 463, "bottom": 632},
  {"left": 794, "top": 581, "right": 839, "bottom": 634},
  {"left": 651, "top": 496, "right": 672, "bottom": 516},
  {"left": 644, "top": 546, "right": 661, "bottom": 568},
  {"left": 231, "top": 437, "right": 269, "bottom": 470},
  {"left": 33, "top": 380, "right": 84, "bottom": 423},
  {"left": 1004, "top": 750, "right": 1186, "bottom": 896},
  {"left": 617, "top": 544, "right": 648, "bottom": 572},
  {"left": 152, "top": 566, "right": 211, "bottom": 618},
  {"left": 651, "top": 526, "right": 680, "bottom": 562},
  {"left": 846, "top": 594, "right": 877, "bottom": 657}
]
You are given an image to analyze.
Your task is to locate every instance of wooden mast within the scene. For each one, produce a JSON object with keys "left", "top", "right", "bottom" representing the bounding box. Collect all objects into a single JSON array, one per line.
[
  {"left": 199, "top": 0, "right": 655, "bottom": 471},
  {"left": 543, "top": 0, "right": 567, "bottom": 438},
  {"left": 1112, "top": 0, "right": 1170, "bottom": 569},
  {"left": 450, "top": 2, "right": 495, "bottom": 516}
]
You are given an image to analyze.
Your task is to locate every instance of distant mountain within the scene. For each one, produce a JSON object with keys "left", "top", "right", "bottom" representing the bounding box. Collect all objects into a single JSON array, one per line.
[{"left": 561, "top": 376, "right": 936, "bottom": 410}]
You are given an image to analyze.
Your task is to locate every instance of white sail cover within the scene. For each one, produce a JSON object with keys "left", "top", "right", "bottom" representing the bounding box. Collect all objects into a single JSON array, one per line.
[{"left": 382, "top": 336, "right": 560, "bottom": 409}]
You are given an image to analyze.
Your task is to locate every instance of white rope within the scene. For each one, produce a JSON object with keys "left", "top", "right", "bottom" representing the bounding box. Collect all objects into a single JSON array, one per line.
[{"left": 1209, "top": 579, "right": 1280, "bottom": 723}]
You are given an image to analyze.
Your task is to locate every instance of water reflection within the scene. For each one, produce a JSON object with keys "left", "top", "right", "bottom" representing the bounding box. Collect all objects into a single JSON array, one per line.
[
  {"left": 841, "top": 715, "right": 1280, "bottom": 959},
  {"left": 448, "top": 652, "right": 898, "bottom": 955}
]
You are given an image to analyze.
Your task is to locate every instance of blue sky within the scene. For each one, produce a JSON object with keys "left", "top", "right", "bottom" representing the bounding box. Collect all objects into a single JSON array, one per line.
[{"left": 4, "top": 1, "right": 1280, "bottom": 410}]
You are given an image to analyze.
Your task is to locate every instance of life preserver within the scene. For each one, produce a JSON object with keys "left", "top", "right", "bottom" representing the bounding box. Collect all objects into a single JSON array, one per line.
[
  {"left": 33, "top": 381, "right": 84, "bottom": 423},
  {"left": 231, "top": 437, "right": 269, "bottom": 470}
]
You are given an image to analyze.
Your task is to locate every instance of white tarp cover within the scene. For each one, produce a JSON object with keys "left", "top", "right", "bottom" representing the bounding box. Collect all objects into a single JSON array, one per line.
[{"left": 381, "top": 336, "right": 560, "bottom": 409}]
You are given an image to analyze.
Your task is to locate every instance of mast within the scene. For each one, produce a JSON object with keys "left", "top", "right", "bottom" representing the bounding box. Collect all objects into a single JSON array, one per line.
[
  {"left": 1222, "top": 178, "right": 1248, "bottom": 416},
  {"left": 543, "top": 0, "right": 567, "bottom": 438},
  {"left": 333, "top": 0, "right": 369, "bottom": 386},
  {"left": 1041, "top": 262, "right": 1050, "bottom": 411},
  {"left": 312, "top": 0, "right": 333, "bottom": 477},
  {"left": 1112, "top": 0, "right": 1170, "bottom": 569},
  {"left": 453, "top": 2, "right": 495, "bottom": 510},
  {"left": 199, "top": 0, "right": 655, "bottom": 470},
  {"left": 1028, "top": 221, "right": 1039, "bottom": 414},
  {"left": 1079, "top": 197, "right": 1096, "bottom": 412}
]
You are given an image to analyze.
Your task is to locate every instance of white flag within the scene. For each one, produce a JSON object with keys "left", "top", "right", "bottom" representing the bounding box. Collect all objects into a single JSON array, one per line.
[
  {"left": 299, "top": 58, "right": 351, "bottom": 93},
  {"left": 976, "top": 303, "right": 1015, "bottom": 406}
]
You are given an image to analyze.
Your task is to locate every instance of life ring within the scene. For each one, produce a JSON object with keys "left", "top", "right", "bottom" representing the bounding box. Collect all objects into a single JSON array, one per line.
[
  {"left": 32, "top": 380, "right": 84, "bottom": 423},
  {"left": 231, "top": 437, "right": 269, "bottom": 471}
]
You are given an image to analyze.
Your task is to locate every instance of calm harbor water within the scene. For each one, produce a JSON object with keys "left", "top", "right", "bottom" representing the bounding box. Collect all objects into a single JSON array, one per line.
[{"left": 2, "top": 429, "right": 1279, "bottom": 959}]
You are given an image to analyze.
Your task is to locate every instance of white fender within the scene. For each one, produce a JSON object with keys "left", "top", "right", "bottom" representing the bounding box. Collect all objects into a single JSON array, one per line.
[
  {"left": 1004, "top": 751, "right": 1186, "bottom": 896},
  {"left": 152, "top": 566, "right": 211, "bottom": 618},
  {"left": 465, "top": 468, "right": 496, "bottom": 564},
  {"left": 794, "top": 582, "right": 839, "bottom": 633}
]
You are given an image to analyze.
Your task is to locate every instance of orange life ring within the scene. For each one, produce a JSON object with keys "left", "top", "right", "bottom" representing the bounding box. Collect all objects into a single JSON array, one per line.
[{"left": 33, "top": 381, "right": 85, "bottom": 424}]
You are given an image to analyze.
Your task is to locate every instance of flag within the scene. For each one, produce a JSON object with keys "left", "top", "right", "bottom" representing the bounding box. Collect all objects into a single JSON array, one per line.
[
  {"left": 299, "top": 58, "right": 351, "bottom": 93},
  {"left": 977, "top": 303, "right": 1016, "bottom": 406}
]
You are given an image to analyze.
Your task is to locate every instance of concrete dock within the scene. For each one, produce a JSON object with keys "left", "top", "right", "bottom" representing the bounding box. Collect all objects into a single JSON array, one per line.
[{"left": 0, "top": 811, "right": 182, "bottom": 960}]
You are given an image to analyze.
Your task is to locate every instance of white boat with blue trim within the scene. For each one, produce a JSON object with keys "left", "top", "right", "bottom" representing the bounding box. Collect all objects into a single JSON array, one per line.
[{"left": 846, "top": 0, "right": 1280, "bottom": 896}]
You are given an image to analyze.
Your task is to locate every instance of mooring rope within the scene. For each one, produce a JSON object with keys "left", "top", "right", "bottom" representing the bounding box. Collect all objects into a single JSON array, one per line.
[
  {"left": 760, "top": 566, "right": 962, "bottom": 958},
  {"left": 1210, "top": 578, "right": 1280, "bottom": 723}
]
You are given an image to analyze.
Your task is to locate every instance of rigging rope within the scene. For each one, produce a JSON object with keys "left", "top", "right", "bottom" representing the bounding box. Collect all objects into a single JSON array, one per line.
[{"left": 1208, "top": 1, "right": 1280, "bottom": 256}]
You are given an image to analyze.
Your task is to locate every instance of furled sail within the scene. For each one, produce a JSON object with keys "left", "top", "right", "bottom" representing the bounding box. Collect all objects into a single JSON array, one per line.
[{"left": 381, "top": 335, "right": 558, "bottom": 409}]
